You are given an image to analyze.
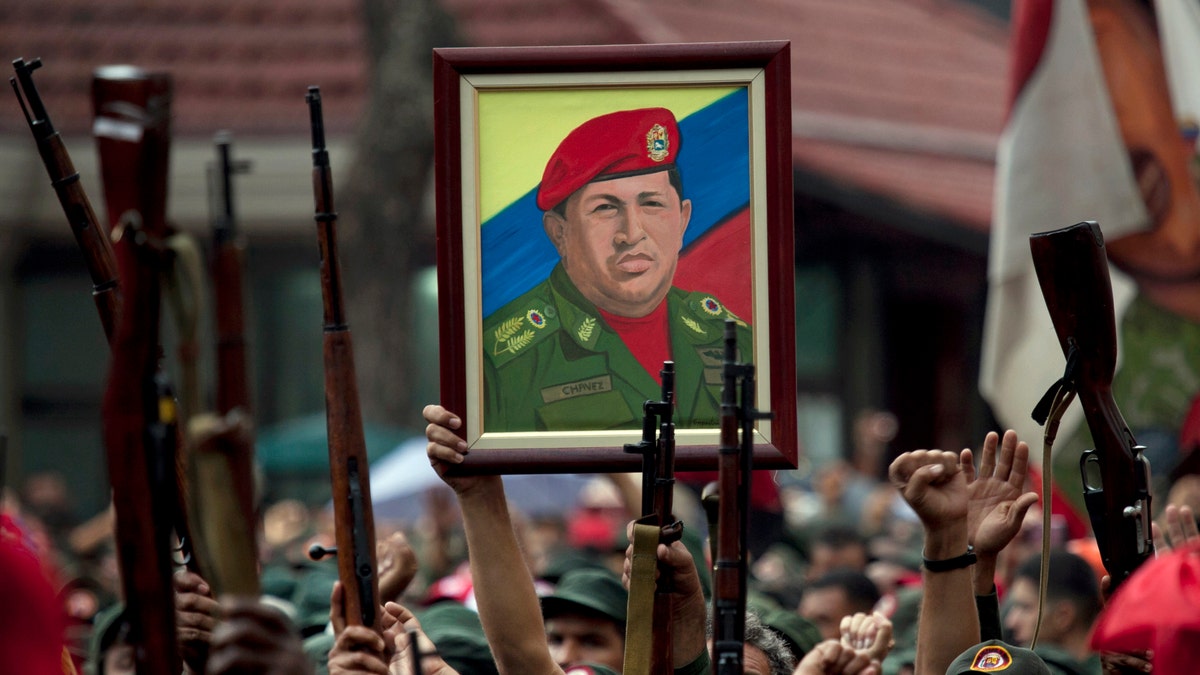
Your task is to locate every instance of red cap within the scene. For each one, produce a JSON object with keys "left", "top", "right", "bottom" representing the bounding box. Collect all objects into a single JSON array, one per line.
[
  {"left": 1090, "top": 541, "right": 1200, "bottom": 673},
  {"left": 536, "top": 107, "right": 680, "bottom": 211}
]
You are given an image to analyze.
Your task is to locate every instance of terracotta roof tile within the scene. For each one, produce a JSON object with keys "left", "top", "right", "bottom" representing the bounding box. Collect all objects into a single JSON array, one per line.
[
  {"left": 1, "top": 0, "right": 1009, "bottom": 229},
  {"left": 2, "top": 0, "right": 366, "bottom": 136}
]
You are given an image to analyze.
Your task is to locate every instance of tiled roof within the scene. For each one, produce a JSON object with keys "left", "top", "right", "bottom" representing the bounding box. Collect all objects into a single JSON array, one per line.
[
  {"left": 2, "top": 0, "right": 1008, "bottom": 230},
  {"left": 442, "top": 0, "right": 1010, "bottom": 231},
  {"left": 1, "top": 0, "right": 366, "bottom": 136}
]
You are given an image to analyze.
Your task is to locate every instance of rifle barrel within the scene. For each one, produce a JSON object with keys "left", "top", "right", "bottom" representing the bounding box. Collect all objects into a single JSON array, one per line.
[
  {"left": 11, "top": 58, "right": 121, "bottom": 342},
  {"left": 308, "top": 86, "right": 381, "bottom": 630}
]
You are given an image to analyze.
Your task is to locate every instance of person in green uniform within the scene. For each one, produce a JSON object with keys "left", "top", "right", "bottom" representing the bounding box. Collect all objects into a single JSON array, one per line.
[
  {"left": 483, "top": 107, "right": 751, "bottom": 432},
  {"left": 1003, "top": 551, "right": 1102, "bottom": 675}
]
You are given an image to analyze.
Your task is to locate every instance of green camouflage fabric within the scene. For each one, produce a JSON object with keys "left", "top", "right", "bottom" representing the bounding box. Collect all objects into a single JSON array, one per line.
[
  {"left": 1052, "top": 293, "right": 1200, "bottom": 512},
  {"left": 483, "top": 263, "right": 752, "bottom": 432}
]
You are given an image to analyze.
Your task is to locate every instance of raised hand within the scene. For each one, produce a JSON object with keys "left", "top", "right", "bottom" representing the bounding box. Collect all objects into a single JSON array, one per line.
[
  {"left": 174, "top": 569, "right": 221, "bottom": 674},
  {"left": 381, "top": 602, "right": 460, "bottom": 675},
  {"left": 377, "top": 531, "right": 419, "bottom": 603},
  {"left": 838, "top": 611, "right": 894, "bottom": 664},
  {"left": 960, "top": 431, "right": 1039, "bottom": 558},
  {"left": 423, "top": 405, "right": 493, "bottom": 496},
  {"left": 1152, "top": 503, "right": 1200, "bottom": 555},
  {"left": 206, "top": 598, "right": 313, "bottom": 675},
  {"left": 888, "top": 450, "right": 967, "bottom": 534},
  {"left": 793, "top": 639, "right": 880, "bottom": 675}
]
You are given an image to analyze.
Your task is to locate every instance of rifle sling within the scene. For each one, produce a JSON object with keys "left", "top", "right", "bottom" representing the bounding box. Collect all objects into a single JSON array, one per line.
[
  {"left": 623, "top": 517, "right": 662, "bottom": 675},
  {"left": 1030, "top": 382, "right": 1075, "bottom": 650}
]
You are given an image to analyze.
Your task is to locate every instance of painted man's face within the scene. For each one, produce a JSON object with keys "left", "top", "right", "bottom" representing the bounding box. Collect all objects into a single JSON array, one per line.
[{"left": 545, "top": 170, "right": 691, "bottom": 318}]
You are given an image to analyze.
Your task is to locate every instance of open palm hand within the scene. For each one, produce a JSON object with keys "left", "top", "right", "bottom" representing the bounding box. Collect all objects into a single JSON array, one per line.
[{"left": 961, "top": 430, "right": 1039, "bottom": 557}]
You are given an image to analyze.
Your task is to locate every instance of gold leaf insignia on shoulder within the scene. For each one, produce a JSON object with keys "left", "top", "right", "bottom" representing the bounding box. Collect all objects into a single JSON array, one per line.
[
  {"left": 577, "top": 315, "right": 596, "bottom": 342},
  {"left": 682, "top": 315, "right": 704, "bottom": 335},
  {"left": 526, "top": 309, "right": 548, "bottom": 329},
  {"left": 493, "top": 316, "right": 524, "bottom": 342},
  {"left": 726, "top": 311, "right": 748, "bottom": 328},
  {"left": 494, "top": 329, "right": 535, "bottom": 356},
  {"left": 700, "top": 296, "right": 722, "bottom": 316}
]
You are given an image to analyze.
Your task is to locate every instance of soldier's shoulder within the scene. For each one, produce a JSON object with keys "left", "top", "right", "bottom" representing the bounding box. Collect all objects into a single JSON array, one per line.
[
  {"left": 675, "top": 288, "right": 750, "bottom": 328},
  {"left": 483, "top": 286, "right": 562, "bottom": 368}
]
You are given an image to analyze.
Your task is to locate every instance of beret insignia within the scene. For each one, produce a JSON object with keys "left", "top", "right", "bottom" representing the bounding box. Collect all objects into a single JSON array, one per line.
[
  {"left": 646, "top": 123, "right": 670, "bottom": 162},
  {"left": 969, "top": 644, "right": 1013, "bottom": 671}
]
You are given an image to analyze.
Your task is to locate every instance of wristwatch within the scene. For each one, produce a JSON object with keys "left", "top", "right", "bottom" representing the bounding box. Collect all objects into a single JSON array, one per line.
[{"left": 923, "top": 545, "right": 977, "bottom": 572}]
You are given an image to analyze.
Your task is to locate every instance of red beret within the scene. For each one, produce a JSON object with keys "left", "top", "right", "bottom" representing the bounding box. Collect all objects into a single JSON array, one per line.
[
  {"left": 1090, "top": 542, "right": 1200, "bottom": 674},
  {"left": 536, "top": 107, "right": 681, "bottom": 211}
]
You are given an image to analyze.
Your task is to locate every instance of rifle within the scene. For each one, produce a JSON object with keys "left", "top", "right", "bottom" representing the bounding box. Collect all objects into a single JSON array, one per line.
[
  {"left": 186, "top": 132, "right": 260, "bottom": 598},
  {"left": 306, "top": 86, "right": 381, "bottom": 631},
  {"left": 92, "top": 65, "right": 203, "bottom": 580},
  {"left": 10, "top": 58, "right": 121, "bottom": 343},
  {"left": 1030, "top": 220, "right": 1153, "bottom": 591},
  {"left": 101, "top": 216, "right": 183, "bottom": 675},
  {"left": 623, "top": 362, "right": 682, "bottom": 675},
  {"left": 712, "top": 320, "right": 771, "bottom": 675}
]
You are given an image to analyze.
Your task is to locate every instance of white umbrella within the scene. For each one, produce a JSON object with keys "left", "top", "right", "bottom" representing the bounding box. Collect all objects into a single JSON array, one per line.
[{"left": 367, "top": 437, "right": 596, "bottom": 522}]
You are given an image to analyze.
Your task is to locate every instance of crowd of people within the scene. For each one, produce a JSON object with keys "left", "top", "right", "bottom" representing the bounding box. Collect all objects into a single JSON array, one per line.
[{"left": 2, "top": 405, "right": 1200, "bottom": 674}]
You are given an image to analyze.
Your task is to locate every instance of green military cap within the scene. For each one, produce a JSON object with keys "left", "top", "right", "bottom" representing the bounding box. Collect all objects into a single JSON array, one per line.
[
  {"left": 301, "top": 631, "right": 334, "bottom": 675},
  {"left": 946, "top": 640, "right": 1050, "bottom": 675},
  {"left": 540, "top": 567, "right": 627, "bottom": 625},
  {"left": 290, "top": 564, "right": 338, "bottom": 637},
  {"left": 882, "top": 644, "right": 916, "bottom": 675},
  {"left": 88, "top": 602, "right": 129, "bottom": 675},
  {"left": 540, "top": 548, "right": 611, "bottom": 585},
  {"left": 416, "top": 602, "right": 499, "bottom": 675},
  {"left": 758, "top": 607, "right": 822, "bottom": 661},
  {"left": 260, "top": 562, "right": 300, "bottom": 601}
]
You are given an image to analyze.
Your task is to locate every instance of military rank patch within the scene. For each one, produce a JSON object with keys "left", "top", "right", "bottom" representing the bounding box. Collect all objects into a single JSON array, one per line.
[
  {"left": 701, "top": 297, "right": 722, "bottom": 315},
  {"left": 969, "top": 644, "right": 1013, "bottom": 671},
  {"left": 577, "top": 315, "right": 597, "bottom": 343},
  {"left": 646, "top": 123, "right": 669, "bottom": 162},
  {"left": 527, "top": 309, "right": 547, "bottom": 329},
  {"left": 492, "top": 315, "right": 534, "bottom": 356},
  {"left": 681, "top": 315, "right": 705, "bottom": 335}
]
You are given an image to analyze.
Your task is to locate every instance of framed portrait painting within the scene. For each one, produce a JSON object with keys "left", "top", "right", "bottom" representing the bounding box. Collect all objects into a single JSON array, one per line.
[{"left": 434, "top": 41, "right": 796, "bottom": 473}]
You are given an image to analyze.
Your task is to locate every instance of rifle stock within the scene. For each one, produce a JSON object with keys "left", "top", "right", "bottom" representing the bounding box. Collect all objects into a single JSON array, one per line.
[
  {"left": 102, "top": 219, "right": 182, "bottom": 675},
  {"left": 10, "top": 58, "right": 121, "bottom": 343},
  {"left": 185, "top": 131, "right": 261, "bottom": 598},
  {"left": 307, "top": 86, "right": 381, "bottom": 631},
  {"left": 1030, "top": 220, "right": 1153, "bottom": 589},
  {"left": 90, "top": 65, "right": 205, "bottom": 581}
]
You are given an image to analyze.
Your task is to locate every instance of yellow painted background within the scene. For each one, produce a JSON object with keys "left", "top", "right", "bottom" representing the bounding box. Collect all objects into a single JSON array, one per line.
[{"left": 477, "top": 86, "right": 739, "bottom": 222}]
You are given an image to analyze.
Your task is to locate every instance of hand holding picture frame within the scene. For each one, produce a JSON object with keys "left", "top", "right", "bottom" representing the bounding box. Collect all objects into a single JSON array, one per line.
[{"left": 434, "top": 41, "right": 796, "bottom": 473}]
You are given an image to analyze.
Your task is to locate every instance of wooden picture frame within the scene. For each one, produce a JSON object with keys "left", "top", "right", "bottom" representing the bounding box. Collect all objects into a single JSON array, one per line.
[{"left": 433, "top": 41, "right": 796, "bottom": 473}]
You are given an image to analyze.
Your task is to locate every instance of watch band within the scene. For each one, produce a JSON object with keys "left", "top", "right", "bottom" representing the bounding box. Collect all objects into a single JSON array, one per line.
[{"left": 923, "top": 545, "right": 977, "bottom": 572}]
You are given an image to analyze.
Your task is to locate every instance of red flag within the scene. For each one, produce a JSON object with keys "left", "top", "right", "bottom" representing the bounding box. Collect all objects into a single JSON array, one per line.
[{"left": 980, "top": 0, "right": 1147, "bottom": 454}]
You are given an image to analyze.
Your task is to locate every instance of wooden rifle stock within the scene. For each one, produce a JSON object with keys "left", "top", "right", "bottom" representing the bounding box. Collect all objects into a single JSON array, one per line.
[
  {"left": 102, "top": 219, "right": 182, "bottom": 675},
  {"left": 10, "top": 58, "right": 121, "bottom": 343},
  {"left": 623, "top": 362, "right": 682, "bottom": 675},
  {"left": 307, "top": 86, "right": 381, "bottom": 631},
  {"left": 1030, "top": 220, "right": 1153, "bottom": 589},
  {"left": 92, "top": 66, "right": 202, "bottom": 583},
  {"left": 187, "top": 132, "right": 260, "bottom": 598}
]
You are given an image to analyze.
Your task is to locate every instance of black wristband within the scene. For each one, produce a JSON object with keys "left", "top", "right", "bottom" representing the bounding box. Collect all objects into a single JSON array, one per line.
[{"left": 923, "top": 545, "right": 976, "bottom": 572}]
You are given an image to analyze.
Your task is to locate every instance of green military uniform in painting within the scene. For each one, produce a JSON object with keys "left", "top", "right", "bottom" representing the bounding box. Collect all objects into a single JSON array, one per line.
[{"left": 483, "top": 262, "right": 751, "bottom": 432}]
